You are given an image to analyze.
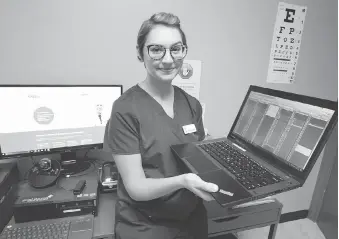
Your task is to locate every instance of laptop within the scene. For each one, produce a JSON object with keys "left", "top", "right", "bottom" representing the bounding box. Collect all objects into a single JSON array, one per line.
[
  {"left": 0, "top": 214, "right": 94, "bottom": 239},
  {"left": 170, "top": 85, "right": 338, "bottom": 208}
]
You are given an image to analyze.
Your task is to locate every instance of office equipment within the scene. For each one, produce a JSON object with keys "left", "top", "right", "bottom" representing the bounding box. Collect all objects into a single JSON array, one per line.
[
  {"left": 98, "top": 161, "right": 118, "bottom": 193},
  {"left": 1, "top": 164, "right": 282, "bottom": 239},
  {"left": 1, "top": 214, "right": 94, "bottom": 239},
  {"left": 13, "top": 175, "right": 98, "bottom": 223},
  {"left": 28, "top": 158, "right": 61, "bottom": 188},
  {"left": 0, "top": 84, "right": 122, "bottom": 176},
  {"left": 73, "top": 180, "right": 86, "bottom": 195},
  {"left": 171, "top": 85, "right": 337, "bottom": 208},
  {"left": 0, "top": 163, "right": 19, "bottom": 233}
]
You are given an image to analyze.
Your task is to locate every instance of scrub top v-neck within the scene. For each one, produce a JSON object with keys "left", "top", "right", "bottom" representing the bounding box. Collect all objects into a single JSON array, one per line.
[
  {"left": 103, "top": 84, "right": 206, "bottom": 239},
  {"left": 138, "top": 83, "right": 177, "bottom": 120}
]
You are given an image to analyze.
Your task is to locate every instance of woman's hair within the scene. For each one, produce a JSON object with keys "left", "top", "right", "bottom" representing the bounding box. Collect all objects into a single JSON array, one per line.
[{"left": 137, "top": 12, "right": 187, "bottom": 60}]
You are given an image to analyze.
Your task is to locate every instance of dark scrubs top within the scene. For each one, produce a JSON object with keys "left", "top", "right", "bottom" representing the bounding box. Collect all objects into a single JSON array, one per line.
[{"left": 103, "top": 84, "right": 207, "bottom": 239}]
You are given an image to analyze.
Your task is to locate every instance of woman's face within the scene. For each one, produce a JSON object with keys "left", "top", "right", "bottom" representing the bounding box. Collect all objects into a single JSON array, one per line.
[{"left": 141, "top": 25, "right": 185, "bottom": 83}]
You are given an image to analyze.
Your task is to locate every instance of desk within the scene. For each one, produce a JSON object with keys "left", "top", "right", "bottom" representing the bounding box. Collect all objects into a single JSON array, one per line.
[
  {"left": 93, "top": 192, "right": 282, "bottom": 239},
  {"left": 5, "top": 190, "right": 282, "bottom": 239},
  {"left": 3, "top": 161, "right": 282, "bottom": 239},
  {"left": 204, "top": 199, "right": 282, "bottom": 239},
  {"left": 93, "top": 193, "right": 116, "bottom": 239}
]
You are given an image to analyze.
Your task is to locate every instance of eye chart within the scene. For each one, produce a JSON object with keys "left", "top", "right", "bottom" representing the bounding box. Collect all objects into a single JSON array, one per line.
[{"left": 267, "top": 2, "right": 307, "bottom": 84}]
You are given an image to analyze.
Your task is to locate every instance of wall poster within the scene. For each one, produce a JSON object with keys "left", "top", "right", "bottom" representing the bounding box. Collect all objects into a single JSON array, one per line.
[
  {"left": 267, "top": 2, "right": 307, "bottom": 84},
  {"left": 172, "top": 60, "right": 202, "bottom": 99}
]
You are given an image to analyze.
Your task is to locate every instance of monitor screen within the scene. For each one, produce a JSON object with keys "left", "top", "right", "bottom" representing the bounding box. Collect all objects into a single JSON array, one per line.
[
  {"left": 231, "top": 90, "right": 336, "bottom": 172},
  {"left": 0, "top": 85, "right": 122, "bottom": 158}
]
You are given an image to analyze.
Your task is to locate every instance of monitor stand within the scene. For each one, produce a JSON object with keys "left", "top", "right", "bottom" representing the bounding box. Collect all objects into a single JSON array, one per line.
[{"left": 60, "top": 151, "right": 91, "bottom": 176}]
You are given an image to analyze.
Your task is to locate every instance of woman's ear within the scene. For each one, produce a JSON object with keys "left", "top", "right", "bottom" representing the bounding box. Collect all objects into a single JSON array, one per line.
[{"left": 136, "top": 46, "right": 143, "bottom": 62}]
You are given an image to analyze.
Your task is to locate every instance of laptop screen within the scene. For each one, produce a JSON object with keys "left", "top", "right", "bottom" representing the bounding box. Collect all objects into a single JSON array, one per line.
[{"left": 231, "top": 87, "right": 336, "bottom": 173}]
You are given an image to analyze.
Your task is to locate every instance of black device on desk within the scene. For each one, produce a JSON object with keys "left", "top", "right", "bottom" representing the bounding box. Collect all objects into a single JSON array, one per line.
[
  {"left": 98, "top": 161, "right": 118, "bottom": 193},
  {"left": 171, "top": 85, "right": 338, "bottom": 208},
  {"left": 27, "top": 157, "right": 61, "bottom": 188},
  {"left": 13, "top": 175, "right": 99, "bottom": 223}
]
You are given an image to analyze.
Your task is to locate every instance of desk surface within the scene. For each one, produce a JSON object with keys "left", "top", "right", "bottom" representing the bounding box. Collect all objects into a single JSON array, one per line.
[
  {"left": 5, "top": 190, "right": 282, "bottom": 239},
  {"left": 93, "top": 192, "right": 283, "bottom": 239},
  {"left": 93, "top": 193, "right": 116, "bottom": 239}
]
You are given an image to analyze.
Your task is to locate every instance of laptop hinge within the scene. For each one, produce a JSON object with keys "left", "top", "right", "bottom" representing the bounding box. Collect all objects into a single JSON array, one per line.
[
  {"left": 277, "top": 167, "right": 303, "bottom": 183},
  {"left": 232, "top": 143, "right": 246, "bottom": 152}
]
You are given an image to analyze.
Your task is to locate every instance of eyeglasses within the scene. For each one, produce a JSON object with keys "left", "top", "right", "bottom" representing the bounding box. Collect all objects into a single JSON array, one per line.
[{"left": 146, "top": 44, "right": 187, "bottom": 61}]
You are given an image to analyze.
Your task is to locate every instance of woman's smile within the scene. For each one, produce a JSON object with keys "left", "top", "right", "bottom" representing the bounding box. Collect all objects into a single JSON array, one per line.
[{"left": 158, "top": 68, "right": 175, "bottom": 73}]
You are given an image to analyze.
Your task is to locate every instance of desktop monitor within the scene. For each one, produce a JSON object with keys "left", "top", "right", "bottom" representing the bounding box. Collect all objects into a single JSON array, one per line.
[{"left": 0, "top": 84, "right": 122, "bottom": 174}]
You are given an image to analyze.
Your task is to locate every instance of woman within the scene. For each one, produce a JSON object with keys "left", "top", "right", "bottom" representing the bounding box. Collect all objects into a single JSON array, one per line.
[{"left": 104, "top": 12, "right": 219, "bottom": 239}]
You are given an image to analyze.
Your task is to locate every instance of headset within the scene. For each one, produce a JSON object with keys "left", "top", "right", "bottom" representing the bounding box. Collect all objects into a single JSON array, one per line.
[{"left": 28, "top": 158, "right": 61, "bottom": 189}]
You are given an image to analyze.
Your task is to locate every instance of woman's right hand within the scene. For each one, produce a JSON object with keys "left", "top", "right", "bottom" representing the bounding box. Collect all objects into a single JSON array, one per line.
[{"left": 182, "top": 173, "right": 219, "bottom": 201}]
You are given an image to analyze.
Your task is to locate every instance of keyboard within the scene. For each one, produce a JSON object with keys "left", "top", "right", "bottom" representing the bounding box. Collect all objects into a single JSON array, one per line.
[
  {"left": 198, "top": 141, "right": 283, "bottom": 190},
  {"left": 0, "top": 215, "right": 93, "bottom": 239}
]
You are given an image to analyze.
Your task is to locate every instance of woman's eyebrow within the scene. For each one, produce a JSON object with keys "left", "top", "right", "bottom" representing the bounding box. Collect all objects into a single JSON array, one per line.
[
  {"left": 148, "top": 41, "right": 183, "bottom": 47},
  {"left": 170, "top": 41, "right": 183, "bottom": 46}
]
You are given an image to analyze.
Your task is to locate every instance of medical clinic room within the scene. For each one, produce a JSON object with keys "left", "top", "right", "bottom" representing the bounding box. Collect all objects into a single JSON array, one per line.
[{"left": 0, "top": 1, "right": 337, "bottom": 239}]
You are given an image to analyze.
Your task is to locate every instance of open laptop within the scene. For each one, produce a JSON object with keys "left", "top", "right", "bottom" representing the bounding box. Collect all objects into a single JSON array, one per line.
[
  {"left": 0, "top": 215, "right": 94, "bottom": 239},
  {"left": 171, "top": 85, "right": 338, "bottom": 208}
]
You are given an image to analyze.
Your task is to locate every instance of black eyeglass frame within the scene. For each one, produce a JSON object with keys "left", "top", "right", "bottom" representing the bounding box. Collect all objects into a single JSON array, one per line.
[{"left": 146, "top": 44, "right": 188, "bottom": 61}]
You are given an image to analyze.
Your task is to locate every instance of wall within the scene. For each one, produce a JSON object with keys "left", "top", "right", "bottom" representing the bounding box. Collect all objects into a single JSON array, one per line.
[{"left": 0, "top": 0, "right": 337, "bottom": 214}]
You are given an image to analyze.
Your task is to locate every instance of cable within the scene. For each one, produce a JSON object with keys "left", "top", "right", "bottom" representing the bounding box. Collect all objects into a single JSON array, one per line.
[
  {"left": 83, "top": 149, "right": 91, "bottom": 159},
  {"left": 61, "top": 160, "right": 97, "bottom": 178},
  {"left": 56, "top": 160, "right": 97, "bottom": 191},
  {"left": 23, "top": 156, "right": 37, "bottom": 181},
  {"left": 55, "top": 175, "right": 74, "bottom": 192}
]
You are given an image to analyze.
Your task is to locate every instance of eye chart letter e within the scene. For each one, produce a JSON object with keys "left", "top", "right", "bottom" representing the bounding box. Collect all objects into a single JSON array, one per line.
[{"left": 267, "top": 2, "right": 307, "bottom": 84}]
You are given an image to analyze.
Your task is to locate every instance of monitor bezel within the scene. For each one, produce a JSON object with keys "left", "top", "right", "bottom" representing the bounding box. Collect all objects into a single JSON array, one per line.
[
  {"left": 228, "top": 85, "right": 338, "bottom": 184},
  {"left": 0, "top": 84, "right": 123, "bottom": 159}
]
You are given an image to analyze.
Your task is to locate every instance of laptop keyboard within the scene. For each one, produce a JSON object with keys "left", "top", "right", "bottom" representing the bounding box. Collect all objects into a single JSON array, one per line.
[
  {"left": 1, "top": 221, "right": 70, "bottom": 239},
  {"left": 0, "top": 216, "right": 92, "bottom": 239},
  {"left": 198, "top": 141, "right": 283, "bottom": 190}
]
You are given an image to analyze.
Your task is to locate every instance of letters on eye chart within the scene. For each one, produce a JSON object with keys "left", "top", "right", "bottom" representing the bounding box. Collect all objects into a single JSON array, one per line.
[{"left": 267, "top": 2, "right": 307, "bottom": 84}]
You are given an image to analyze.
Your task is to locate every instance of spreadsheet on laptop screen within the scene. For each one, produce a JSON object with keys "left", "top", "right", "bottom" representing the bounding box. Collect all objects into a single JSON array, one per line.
[{"left": 233, "top": 91, "right": 335, "bottom": 172}]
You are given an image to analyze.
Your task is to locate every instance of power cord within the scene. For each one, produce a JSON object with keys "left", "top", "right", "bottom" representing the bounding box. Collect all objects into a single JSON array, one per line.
[
  {"left": 56, "top": 160, "right": 98, "bottom": 192},
  {"left": 22, "top": 156, "right": 37, "bottom": 181},
  {"left": 63, "top": 160, "right": 97, "bottom": 178},
  {"left": 55, "top": 175, "right": 74, "bottom": 192},
  {"left": 83, "top": 149, "right": 91, "bottom": 159}
]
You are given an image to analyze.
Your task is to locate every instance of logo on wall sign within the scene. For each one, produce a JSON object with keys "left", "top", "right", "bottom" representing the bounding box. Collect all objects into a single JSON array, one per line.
[{"left": 179, "top": 63, "right": 193, "bottom": 79}]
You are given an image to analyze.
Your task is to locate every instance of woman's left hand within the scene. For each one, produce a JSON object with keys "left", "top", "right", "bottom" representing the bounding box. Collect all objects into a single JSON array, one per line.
[{"left": 182, "top": 173, "right": 219, "bottom": 201}]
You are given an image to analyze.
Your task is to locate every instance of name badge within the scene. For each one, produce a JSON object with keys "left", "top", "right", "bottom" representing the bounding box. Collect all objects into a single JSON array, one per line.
[{"left": 182, "top": 124, "right": 197, "bottom": 134}]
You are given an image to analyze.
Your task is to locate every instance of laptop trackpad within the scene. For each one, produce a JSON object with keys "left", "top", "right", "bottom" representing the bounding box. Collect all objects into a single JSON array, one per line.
[
  {"left": 199, "top": 170, "right": 252, "bottom": 206},
  {"left": 69, "top": 217, "right": 93, "bottom": 239},
  {"left": 68, "top": 230, "right": 93, "bottom": 239},
  {"left": 184, "top": 154, "right": 220, "bottom": 173}
]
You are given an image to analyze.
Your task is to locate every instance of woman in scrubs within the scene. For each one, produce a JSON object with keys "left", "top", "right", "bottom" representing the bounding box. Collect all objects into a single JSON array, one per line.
[{"left": 104, "top": 12, "right": 219, "bottom": 239}]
